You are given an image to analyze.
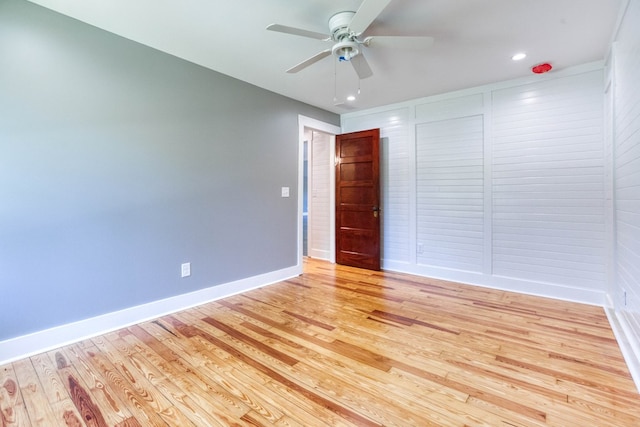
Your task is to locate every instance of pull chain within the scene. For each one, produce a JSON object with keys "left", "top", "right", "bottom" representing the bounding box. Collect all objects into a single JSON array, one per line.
[{"left": 333, "top": 58, "right": 338, "bottom": 104}]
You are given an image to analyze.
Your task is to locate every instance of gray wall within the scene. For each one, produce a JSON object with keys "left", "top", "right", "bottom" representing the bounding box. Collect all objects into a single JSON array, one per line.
[{"left": 0, "top": 0, "right": 338, "bottom": 341}]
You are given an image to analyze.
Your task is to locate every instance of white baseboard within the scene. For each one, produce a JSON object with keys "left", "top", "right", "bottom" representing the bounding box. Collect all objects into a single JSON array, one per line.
[
  {"left": 308, "top": 249, "right": 331, "bottom": 260},
  {"left": 382, "top": 260, "right": 606, "bottom": 306},
  {"left": 0, "top": 265, "right": 302, "bottom": 365},
  {"left": 606, "top": 307, "right": 640, "bottom": 393}
]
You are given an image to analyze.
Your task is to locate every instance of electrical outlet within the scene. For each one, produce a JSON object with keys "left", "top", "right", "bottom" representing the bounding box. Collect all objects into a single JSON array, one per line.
[
  {"left": 417, "top": 243, "right": 424, "bottom": 254},
  {"left": 181, "top": 262, "right": 191, "bottom": 278}
]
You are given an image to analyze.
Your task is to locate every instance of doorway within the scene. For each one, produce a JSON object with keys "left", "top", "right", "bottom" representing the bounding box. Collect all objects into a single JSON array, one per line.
[{"left": 298, "top": 116, "right": 341, "bottom": 269}]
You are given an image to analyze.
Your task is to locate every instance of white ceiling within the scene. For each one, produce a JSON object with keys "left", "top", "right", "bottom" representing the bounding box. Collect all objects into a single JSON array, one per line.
[{"left": 26, "top": 0, "right": 622, "bottom": 114}]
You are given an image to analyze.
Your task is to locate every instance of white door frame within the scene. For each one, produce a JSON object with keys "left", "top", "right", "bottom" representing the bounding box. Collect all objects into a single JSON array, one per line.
[{"left": 298, "top": 115, "right": 341, "bottom": 271}]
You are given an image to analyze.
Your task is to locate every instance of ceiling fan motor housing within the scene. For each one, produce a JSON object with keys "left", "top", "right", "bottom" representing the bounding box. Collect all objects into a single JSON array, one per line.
[
  {"left": 329, "top": 11, "right": 356, "bottom": 41},
  {"left": 329, "top": 11, "right": 359, "bottom": 61}
]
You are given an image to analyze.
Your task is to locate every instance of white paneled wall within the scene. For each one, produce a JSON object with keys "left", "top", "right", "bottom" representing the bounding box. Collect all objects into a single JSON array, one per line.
[
  {"left": 614, "top": 0, "right": 640, "bottom": 314},
  {"left": 492, "top": 73, "right": 606, "bottom": 290},
  {"left": 610, "top": 0, "right": 640, "bottom": 386},
  {"left": 416, "top": 115, "right": 485, "bottom": 272},
  {"left": 342, "top": 65, "right": 607, "bottom": 304},
  {"left": 309, "top": 130, "right": 331, "bottom": 259}
]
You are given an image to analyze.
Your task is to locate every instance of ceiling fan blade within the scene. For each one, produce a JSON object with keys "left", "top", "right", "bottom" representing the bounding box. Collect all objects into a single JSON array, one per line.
[
  {"left": 266, "top": 24, "right": 330, "bottom": 41},
  {"left": 351, "top": 54, "right": 373, "bottom": 79},
  {"left": 286, "top": 49, "right": 332, "bottom": 73},
  {"left": 364, "top": 35, "right": 435, "bottom": 49},
  {"left": 349, "top": 0, "right": 393, "bottom": 35}
]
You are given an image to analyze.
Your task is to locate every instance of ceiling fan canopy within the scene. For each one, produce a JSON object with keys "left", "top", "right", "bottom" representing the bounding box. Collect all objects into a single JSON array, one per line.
[{"left": 266, "top": 0, "right": 434, "bottom": 80}]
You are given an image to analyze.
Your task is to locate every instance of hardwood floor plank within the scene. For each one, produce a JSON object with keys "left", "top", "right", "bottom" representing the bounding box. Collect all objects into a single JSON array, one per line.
[
  {"left": 194, "top": 325, "right": 381, "bottom": 426},
  {"left": 50, "top": 398, "right": 84, "bottom": 427},
  {"left": 59, "top": 344, "right": 133, "bottom": 426},
  {"left": 82, "top": 344, "right": 172, "bottom": 421},
  {"left": 12, "top": 359, "right": 58, "bottom": 426},
  {"left": 137, "top": 360, "right": 247, "bottom": 426},
  {"left": 0, "top": 363, "right": 31, "bottom": 427},
  {"left": 116, "top": 331, "right": 252, "bottom": 426},
  {"left": 173, "top": 326, "right": 358, "bottom": 426},
  {"left": 92, "top": 333, "right": 177, "bottom": 411},
  {"left": 30, "top": 352, "right": 85, "bottom": 427},
  {"left": 201, "top": 316, "right": 300, "bottom": 366},
  {"left": 156, "top": 405, "right": 197, "bottom": 427},
  {"left": 29, "top": 354, "right": 68, "bottom": 406}
]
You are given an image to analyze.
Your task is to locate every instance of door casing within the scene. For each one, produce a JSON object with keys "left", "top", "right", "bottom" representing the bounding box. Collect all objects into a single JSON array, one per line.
[{"left": 297, "top": 115, "right": 341, "bottom": 271}]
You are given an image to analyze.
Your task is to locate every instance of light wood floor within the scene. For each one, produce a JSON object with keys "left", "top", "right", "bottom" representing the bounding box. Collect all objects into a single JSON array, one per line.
[{"left": 2, "top": 259, "right": 639, "bottom": 426}]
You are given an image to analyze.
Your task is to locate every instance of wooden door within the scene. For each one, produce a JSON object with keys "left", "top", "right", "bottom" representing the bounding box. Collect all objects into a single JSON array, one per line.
[{"left": 335, "top": 128, "right": 381, "bottom": 270}]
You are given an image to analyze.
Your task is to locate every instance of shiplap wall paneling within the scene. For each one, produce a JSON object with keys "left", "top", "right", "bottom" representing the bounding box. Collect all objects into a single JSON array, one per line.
[
  {"left": 309, "top": 131, "right": 331, "bottom": 259},
  {"left": 491, "top": 71, "right": 607, "bottom": 291},
  {"left": 415, "top": 116, "right": 485, "bottom": 272},
  {"left": 415, "top": 94, "right": 484, "bottom": 123},
  {"left": 613, "top": 0, "right": 640, "bottom": 342},
  {"left": 342, "top": 108, "right": 412, "bottom": 264}
]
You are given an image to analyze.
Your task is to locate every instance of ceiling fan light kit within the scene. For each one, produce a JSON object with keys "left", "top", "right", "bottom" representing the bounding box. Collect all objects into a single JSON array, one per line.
[{"left": 332, "top": 39, "right": 360, "bottom": 62}]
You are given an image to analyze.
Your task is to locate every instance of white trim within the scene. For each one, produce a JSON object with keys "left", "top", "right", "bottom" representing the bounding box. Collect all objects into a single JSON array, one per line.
[
  {"left": 341, "top": 62, "right": 605, "bottom": 121},
  {"left": 383, "top": 260, "right": 606, "bottom": 307},
  {"left": 609, "top": 0, "right": 631, "bottom": 46},
  {"left": 408, "top": 106, "right": 418, "bottom": 266},
  {"left": 308, "top": 249, "right": 331, "bottom": 259},
  {"left": 329, "top": 133, "right": 336, "bottom": 263},
  {"left": 604, "top": 52, "right": 617, "bottom": 305},
  {"left": 482, "top": 90, "right": 493, "bottom": 276},
  {"left": 606, "top": 308, "right": 640, "bottom": 393},
  {"left": 0, "top": 265, "right": 299, "bottom": 365},
  {"left": 297, "top": 115, "right": 340, "bottom": 267}
]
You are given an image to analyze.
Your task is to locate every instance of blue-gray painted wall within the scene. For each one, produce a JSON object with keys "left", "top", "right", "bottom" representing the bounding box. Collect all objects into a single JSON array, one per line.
[{"left": 0, "top": 0, "right": 338, "bottom": 340}]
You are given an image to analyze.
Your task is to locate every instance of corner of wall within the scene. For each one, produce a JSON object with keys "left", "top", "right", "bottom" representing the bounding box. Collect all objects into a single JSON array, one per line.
[{"left": 606, "top": 307, "right": 640, "bottom": 393}]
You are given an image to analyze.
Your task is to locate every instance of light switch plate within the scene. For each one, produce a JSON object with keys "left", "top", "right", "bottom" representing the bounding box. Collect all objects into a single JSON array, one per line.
[{"left": 281, "top": 187, "right": 290, "bottom": 198}]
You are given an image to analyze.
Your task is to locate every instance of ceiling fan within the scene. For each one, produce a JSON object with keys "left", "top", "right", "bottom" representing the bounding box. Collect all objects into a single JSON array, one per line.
[{"left": 266, "top": 0, "right": 434, "bottom": 80}]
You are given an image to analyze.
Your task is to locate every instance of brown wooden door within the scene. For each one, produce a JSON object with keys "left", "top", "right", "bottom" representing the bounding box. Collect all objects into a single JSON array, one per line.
[{"left": 335, "top": 128, "right": 381, "bottom": 270}]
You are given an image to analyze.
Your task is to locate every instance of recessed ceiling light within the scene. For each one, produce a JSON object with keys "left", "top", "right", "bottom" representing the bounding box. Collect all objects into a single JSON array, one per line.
[
  {"left": 512, "top": 52, "right": 527, "bottom": 61},
  {"left": 346, "top": 95, "right": 356, "bottom": 101}
]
